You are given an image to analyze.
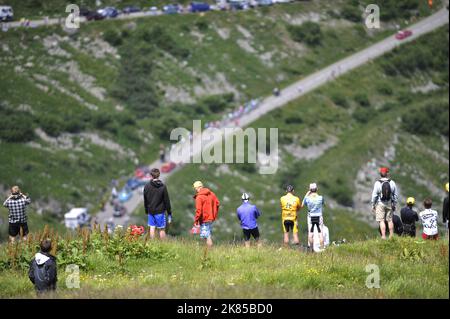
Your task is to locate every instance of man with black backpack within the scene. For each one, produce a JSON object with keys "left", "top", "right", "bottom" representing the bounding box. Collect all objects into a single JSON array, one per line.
[{"left": 371, "top": 167, "right": 398, "bottom": 239}]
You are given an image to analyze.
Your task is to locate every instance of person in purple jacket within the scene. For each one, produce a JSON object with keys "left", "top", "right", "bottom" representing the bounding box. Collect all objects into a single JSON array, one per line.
[{"left": 236, "top": 193, "right": 262, "bottom": 248}]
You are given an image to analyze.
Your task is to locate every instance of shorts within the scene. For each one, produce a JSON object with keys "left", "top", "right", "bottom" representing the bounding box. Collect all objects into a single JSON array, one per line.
[
  {"left": 308, "top": 216, "right": 323, "bottom": 233},
  {"left": 200, "top": 222, "right": 213, "bottom": 239},
  {"left": 422, "top": 233, "right": 439, "bottom": 240},
  {"left": 375, "top": 203, "right": 392, "bottom": 222},
  {"left": 9, "top": 222, "right": 29, "bottom": 237},
  {"left": 243, "top": 227, "right": 260, "bottom": 241},
  {"left": 282, "top": 219, "right": 298, "bottom": 234},
  {"left": 148, "top": 213, "right": 166, "bottom": 229}
]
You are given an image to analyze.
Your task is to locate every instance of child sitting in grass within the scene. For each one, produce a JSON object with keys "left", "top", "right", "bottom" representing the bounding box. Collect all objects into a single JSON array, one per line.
[
  {"left": 419, "top": 198, "right": 439, "bottom": 240},
  {"left": 28, "top": 239, "right": 57, "bottom": 293}
]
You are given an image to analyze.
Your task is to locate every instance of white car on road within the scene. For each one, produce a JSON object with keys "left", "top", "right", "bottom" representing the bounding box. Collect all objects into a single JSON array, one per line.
[{"left": 65, "top": 208, "right": 91, "bottom": 230}]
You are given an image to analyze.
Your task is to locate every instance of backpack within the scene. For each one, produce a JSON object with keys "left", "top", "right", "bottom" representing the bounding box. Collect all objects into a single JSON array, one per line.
[{"left": 379, "top": 179, "right": 392, "bottom": 201}]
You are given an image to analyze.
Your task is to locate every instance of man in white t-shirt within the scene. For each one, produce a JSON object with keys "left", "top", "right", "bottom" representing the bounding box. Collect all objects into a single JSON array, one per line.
[{"left": 419, "top": 198, "right": 439, "bottom": 240}]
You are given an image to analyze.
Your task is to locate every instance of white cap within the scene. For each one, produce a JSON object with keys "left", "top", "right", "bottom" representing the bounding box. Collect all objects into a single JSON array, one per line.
[
  {"left": 242, "top": 193, "right": 250, "bottom": 201},
  {"left": 309, "top": 183, "right": 318, "bottom": 191}
]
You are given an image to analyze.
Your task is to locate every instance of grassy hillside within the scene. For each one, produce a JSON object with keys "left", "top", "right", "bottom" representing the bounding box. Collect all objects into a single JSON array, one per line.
[
  {"left": 0, "top": 1, "right": 426, "bottom": 225},
  {"left": 133, "top": 25, "right": 449, "bottom": 244},
  {"left": 0, "top": 1, "right": 444, "bottom": 242},
  {"left": 0, "top": 230, "right": 448, "bottom": 298}
]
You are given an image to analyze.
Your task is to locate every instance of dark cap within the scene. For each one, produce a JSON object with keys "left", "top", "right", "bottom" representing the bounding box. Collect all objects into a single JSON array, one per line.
[{"left": 286, "top": 185, "right": 295, "bottom": 193}]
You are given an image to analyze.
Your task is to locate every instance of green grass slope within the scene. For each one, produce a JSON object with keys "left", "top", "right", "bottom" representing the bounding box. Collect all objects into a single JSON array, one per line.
[
  {"left": 0, "top": 1, "right": 443, "bottom": 241},
  {"left": 137, "top": 26, "right": 449, "bottom": 244},
  {"left": 0, "top": 231, "right": 448, "bottom": 298}
]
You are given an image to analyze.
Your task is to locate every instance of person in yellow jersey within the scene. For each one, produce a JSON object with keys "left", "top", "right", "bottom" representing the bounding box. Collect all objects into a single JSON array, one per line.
[{"left": 280, "top": 185, "right": 301, "bottom": 246}]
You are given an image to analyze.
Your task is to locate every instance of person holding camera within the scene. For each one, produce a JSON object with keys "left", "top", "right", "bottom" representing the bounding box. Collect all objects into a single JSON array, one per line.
[
  {"left": 3, "top": 186, "right": 31, "bottom": 243},
  {"left": 371, "top": 167, "right": 398, "bottom": 239}
]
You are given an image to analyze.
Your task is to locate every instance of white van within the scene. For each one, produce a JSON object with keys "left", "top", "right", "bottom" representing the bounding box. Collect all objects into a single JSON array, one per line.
[
  {"left": 0, "top": 6, "right": 14, "bottom": 22},
  {"left": 64, "top": 208, "right": 91, "bottom": 230}
]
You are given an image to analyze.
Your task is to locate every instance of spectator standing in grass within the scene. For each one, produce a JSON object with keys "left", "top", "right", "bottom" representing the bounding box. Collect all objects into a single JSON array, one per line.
[
  {"left": 280, "top": 185, "right": 301, "bottom": 246},
  {"left": 159, "top": 144, "right": 166, "bottom": 163},
  {"left": 400, "top": 197, "right": 419, "bottom": 237},
  {"left": 302, "top": 183, "right": 326, "bottom": 251},
  {"left": 379, "top": 214, "right": 403, "bottom": 237},
  {"left": 443, "top": 183, "right": 449, "bottom": 240},
  {"left": 193, "top": 181, "right": 220, "bottom": 248},
  {"left": 3, "top": 186, "right": 31, "bottom": 243},
  {"left": 371, "top": 167, "right": 398, "bottom": 239},
  {"left": 143, "top": 169, "right": 172, "bottom": 240},
  {"left": 236, "top": 193, "right": 262, "bottom": 248}
]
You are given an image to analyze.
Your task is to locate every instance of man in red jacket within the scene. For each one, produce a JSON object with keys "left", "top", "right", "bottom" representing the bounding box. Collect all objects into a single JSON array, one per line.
[{"left": 193, "top": 181, "right": 220, "bottom": 248}]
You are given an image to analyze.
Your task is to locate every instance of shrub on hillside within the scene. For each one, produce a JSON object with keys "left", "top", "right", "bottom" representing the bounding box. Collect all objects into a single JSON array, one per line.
[
  {"left": 0, "top": 112, "right": 35, "bottom": 142},
  {"left": 151, "top": 109, "right": 185, "bottom": 140},
  {"left": 120, "top": 126, "right": 141, "bottom": 144},
  {"left": 381, "top": 27, "right": 448, "bottom": 78},
  {"left": 287, "top": 22, "right": 323, "bottom": 46},
  {"left": 201, "top": 93, "right": 234, "bottom": 113},
  {"left": 236, "top": 163, "right": 257, "bottom": 174},
  {"left": 380, "top": 102, "right": 398, "bottom": 112},
  {"left": 376, "top": 83, "right": 394, "bottom": 96},
  {"left": 103, "top": 29, "right": 123, "bottom": 47},
  {"left": 92, "top": 113, "right": 113, "bottom": 130},
  {"left": 401, "top": 102, "right": 449, "bottom": 136},
  {"left": 112, "top": 41, "right": 159, "bottom": 116},
  {"left": 142, "top": 26, "right": 190, "bottom": 59},
  {"left": 195, "top": 20, "right": 209, "bottom": 31},
  {"left": 331, "top": 92, "right": 349, "bottom": 108},
  {"left": 116, "top": 112, "right": 136, "bottom": 126},
  {"left": 354, "top": 93, "right": 370, "bottom": 107},
  {"left": 353, "top": 108, "right": 371, "bottom": 123},
  {"left": 64, "top": 117, "right": 86, "bottom": 134},
  {"left": 341, "top": 4, "right": 362, "bottom": 22},
  {"left": 285, "top": 114, "right": 304, "bottom": 125},
  {"left": 38, "top": 114, "right": 65, "bottom": 137},
  {"left": 180, "top": 24, "right": 191, "bottom": 32},
  {"left": 324, "top": 177, "right": 354, "bottom": 207}
]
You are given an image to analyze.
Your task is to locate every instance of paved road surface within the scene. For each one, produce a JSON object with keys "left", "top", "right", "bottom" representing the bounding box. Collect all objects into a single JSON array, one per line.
[{"left": 95, "top": 8, "right": 449, "bottom": 229}]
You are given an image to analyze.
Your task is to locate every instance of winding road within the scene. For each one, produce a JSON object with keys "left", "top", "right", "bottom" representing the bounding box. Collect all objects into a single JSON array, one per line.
[{"left": 95, "top": 7, "right": 449, "bottom": 228}]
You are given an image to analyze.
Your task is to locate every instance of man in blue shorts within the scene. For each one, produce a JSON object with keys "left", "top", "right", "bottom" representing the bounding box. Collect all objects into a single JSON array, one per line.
[
  {"left": 143, "top": 168, "right": 172, "bottom": 239},
  {"left": 236, "top": 193, "right": 262, "bottom": 248}
]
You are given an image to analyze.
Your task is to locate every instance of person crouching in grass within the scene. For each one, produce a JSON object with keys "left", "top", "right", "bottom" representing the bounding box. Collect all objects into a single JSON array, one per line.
[
  {"left": 419, "top": 198, "right": 439, "bottom": 240},
  {"left": 28, "top": 239, "right": 57, "bottom": 294}
]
